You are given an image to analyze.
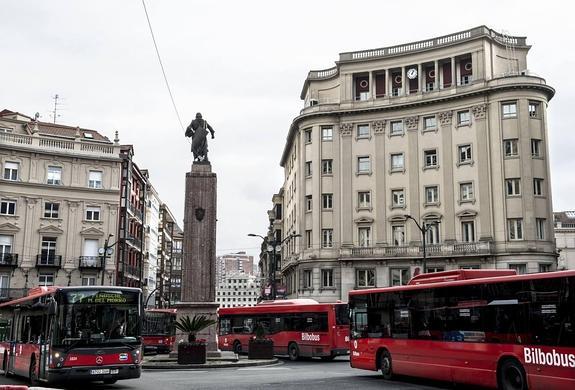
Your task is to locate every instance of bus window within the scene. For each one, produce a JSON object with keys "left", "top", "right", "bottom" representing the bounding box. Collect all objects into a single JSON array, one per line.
[
  {"left": 219, "top": 318, "right": 231, "bottom": 335},
  {"left": 350, "top": 296, "right": 368, "bottom": 339},
  {"left": 335, "top": 304, "right": 349, "bottom": 326}
]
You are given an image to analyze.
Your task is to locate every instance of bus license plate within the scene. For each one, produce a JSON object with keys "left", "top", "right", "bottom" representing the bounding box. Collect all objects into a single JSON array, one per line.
[{"left": 90, "top": 369, "right": 110, "bottom": 375}]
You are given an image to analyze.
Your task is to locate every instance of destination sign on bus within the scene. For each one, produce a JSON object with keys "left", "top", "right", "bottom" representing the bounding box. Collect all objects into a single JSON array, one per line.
[{"left": 63, "top": 290, "right": 139, "bottom": 305}]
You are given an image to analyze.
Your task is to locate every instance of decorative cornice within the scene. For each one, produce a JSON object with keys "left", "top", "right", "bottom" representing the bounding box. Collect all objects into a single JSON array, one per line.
[
  {"left": 340, "top": 123, "right": 353, "bottom": 137},
  {"left": 472, "top": 104, "right": 487, "bottom": 119},
  {"left": 438, "top": 111, "right": 453, "bottom": 126},
  {"left": 372, "top": 120, "right": 386, "bottom": 134},
  {"left": 405, "top": 116, "right": 419, "bottom": 130}
]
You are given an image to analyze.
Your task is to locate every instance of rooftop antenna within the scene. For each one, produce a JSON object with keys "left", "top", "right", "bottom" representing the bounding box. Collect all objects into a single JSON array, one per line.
[
  {"left": 51, "top": 94, "right": 62, "bottom": 123},
  {"left": 501, "top": 29, "right": 517, "bottom": 76}
]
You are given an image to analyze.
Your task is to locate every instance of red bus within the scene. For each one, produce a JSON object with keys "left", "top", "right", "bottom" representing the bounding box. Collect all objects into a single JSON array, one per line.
[
  {"left": 142, "top": 308, "right": 177, "bottom": 354},
  {"left": 349, "top": 269, "right": 575, "bottom": 390},
  {"left": 218, "top": 299, "right": 349, "bottom": 360},
  {"left": 0, "top": 286, "right": 143, "bottom": 385}
]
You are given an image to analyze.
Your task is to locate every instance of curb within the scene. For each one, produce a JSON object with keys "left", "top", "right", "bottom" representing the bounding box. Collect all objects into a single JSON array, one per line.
[{"left": 142, "top": 358, "right": 280, "bottom": 370}]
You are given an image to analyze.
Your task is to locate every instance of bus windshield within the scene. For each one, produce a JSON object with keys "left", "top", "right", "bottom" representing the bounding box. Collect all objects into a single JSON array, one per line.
[
  {"left": 53, "top": 289, "right": 140, "bottom": 347},
  {"left": 143, "top": 312, "right": 176, "bottom": 336}
]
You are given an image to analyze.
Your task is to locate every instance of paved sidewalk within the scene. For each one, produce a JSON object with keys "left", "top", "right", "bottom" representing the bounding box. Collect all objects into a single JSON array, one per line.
[{"left": 142, "top": 354, "right": 279, "bottom": 370}]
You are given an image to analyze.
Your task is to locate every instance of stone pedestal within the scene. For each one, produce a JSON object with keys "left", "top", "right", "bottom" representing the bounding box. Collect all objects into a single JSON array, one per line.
[{"left": 173, "top": 302, "right": 219, "bottom": 352}]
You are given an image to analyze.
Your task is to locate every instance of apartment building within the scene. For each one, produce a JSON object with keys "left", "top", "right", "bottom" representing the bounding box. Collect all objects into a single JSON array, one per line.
[
  {"left": 276, "top": 26, "right": 556, "bottom": 302},
  {"left": 143, "top": 176, "right": 161, "bottom": 306},
  {"left": 554, "top": 211, "right": 575, "bottom": 270},
  {"left": 216, "top": 251, "right": 255, "bottom": 283},
  {"left": 0, "top": 109, "right": 121, "bottom": 296},
  {"left": 216, "top": 273, "right": 261, "bottom": 308}
]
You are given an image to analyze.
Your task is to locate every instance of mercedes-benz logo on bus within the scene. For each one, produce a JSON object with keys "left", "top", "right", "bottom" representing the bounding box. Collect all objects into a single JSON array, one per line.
[{"left": 96, "top": 356, "right": 104, "bottom": 365}]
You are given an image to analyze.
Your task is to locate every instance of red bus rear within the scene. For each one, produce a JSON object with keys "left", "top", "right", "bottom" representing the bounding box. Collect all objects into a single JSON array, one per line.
[
  {"left": 142, "top": 308, "right": 177, "bottom": 354},
  {"left": 218, "top": 299, "right": 349, "bottom": 360},
  {"left": 348, "top": 269, "right": 575, "bottom": 390},
  {"left": 0, "top": 286, "right": 142, "bottom": 385}
]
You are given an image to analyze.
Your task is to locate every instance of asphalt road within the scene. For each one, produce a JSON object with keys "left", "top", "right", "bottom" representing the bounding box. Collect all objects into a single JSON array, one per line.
[{"left": 0, "top": 357, "right": 474, "bottom": 390}]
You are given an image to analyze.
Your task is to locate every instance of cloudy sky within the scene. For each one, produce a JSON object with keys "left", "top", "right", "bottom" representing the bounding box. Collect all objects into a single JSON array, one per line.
[{"left": 2, "top": 1, "right": 574, "bottom": 258}]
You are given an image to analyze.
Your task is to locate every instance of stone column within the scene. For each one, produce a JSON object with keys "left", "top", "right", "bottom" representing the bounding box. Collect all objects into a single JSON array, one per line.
[
  {"left": 434, "top": 60, "right": 439, "bottom": 90},
  {"left": 175, "top": 162, "right": 219, "bottom": 353},
  {"left": 451, "top": 57, "right": 456, "bottom": 87},
  {"left": 339, "top": 122, "right": 353, "bottom": 247},
  {"left": 439, "top": 111, "right": 456, "bottom": 241},
  {"left": 472, "top": 104, "right": 494, "bottom": 241},
  {"left": 374, "top": 120, "right": 387, "bottom": 245},
  {"left": 401, "top": 67, "right": 406, "bottom": 96}
]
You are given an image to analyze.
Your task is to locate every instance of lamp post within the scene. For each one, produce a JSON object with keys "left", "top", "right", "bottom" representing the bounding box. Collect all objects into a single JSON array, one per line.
[
  {"left": 404, "top": 215, "right": 440, "bottom": 275},
  {"left": 99, "top": 234, "right": 117, "bottom": 285},
  {"left": 145, "top": 287, "right": 158, "bottom": 307},
  {"left": 248, "top": 232, "right": 301, "bottom": 300}
]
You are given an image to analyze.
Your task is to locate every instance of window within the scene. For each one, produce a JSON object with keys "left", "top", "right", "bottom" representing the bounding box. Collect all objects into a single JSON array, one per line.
[
  {"left": 505, "top": 178, "right": 521, "bottom": 196},
  {"left": 392, "top": 225, "right": 405, "bottom": 246},
  {"left": 533, "top": 178, "right": 544, "bottom": 196},
  {"left": 425, "top": 186, "right": 439, "bottom": 204},
  {"left": 303, "top": 270, "right": 312, "bottom": 289},
  {"left": 356, "top": 269, "right": 375, "bottom": 288},
  {"left": 321, "top": 229, "right": 333, "bottom": 248},
  {"left": 82, "top": 276, "right": 97, "bottom": 286},
  {"left": 0, "top": 235, "right": 13, "bottom": 260},
  {"left": 391, "top": 189, "right": 405, "bottom": 208},
  {"left": 508, "top": 219, "right": 524, "bottom": 240},
  {"left": 305, "top": 161, "right": 312, "bottom": 177},
  {"left": 458, "top": 144, "right": 472, "bottom": 164},
  {"left": 305, "top": 230, "right": 312, "bottom": 249},
  {"left": 357, "top": 124, "right": 370, "bottom": 138},
  {"left": 425, "top": 222, "right": 440, "bottom": 244},
  {"left": 44, "top": 202, "right": 60, "bottom": 218},
  {"left": 460, "top": 182, "right": 474, "bottom": 201},
  {"left": 358, "top": 191, "right": 371, "bottom": 209},
  {"left": 322, "top": 193, "right": 333, "bottom": 209},
  {"left": 391, "top": 268, "right": 409, "bottom": 286},
  {"left": 3, "top": 162, "right": 18, "bottom": 181},
  {"left": 424, "top": 116, "right": 436, "bottom": 130},
  {"left": 502, "top": 102, "right": 517, "bottom": 118},
  {"left": 531, "top": 139, "right": 542, "bottom": 157},
  {"left": 390, "top": 121, "right": 403, "bottom": 135},
  {"left": 40, "top": 237, "right": 57, "bottom": 263},
  {"left": 529, "top": 102, "right": 539, "bottom": 118},
  {"left": 461, "top": 221, "right": 475, "bottom": 242},
  {"left": 321, "top": 126, "right": 333, "bottom": 141},
  {"left": 304, "top": 128, "right": 312, "bottom": 143},
  {"left": 457, "top": 111, "right": 470, "bottom": 125},
  {"left": 460, "top": 265, "right": 480, "bottom": 270},
  {"left": 508, "top": 263, "right": 526, "bottom": 275},
  {"left": 504, "top": 139, "right": 519, "bottom": 157},
  {"left": 305, "top": 195, "right": 312, "bottom": 212},
  {"left": 358, "top": 226, "right": 371, "bottom": 247},
  {"left": 86, "top": 206, "right": 101, "bottom": 221},
  {"left": 536, "top": 218, "right": 545, "bottom": 240},
  {"left": 321, "top": 159, "right": 333, "bottom": 175},
  {"left": 539, "top": 263, "right": 551, "bottom": 273},
  {"left": 321, "top": 269, "right": 333, "bottom": 288},
  {"left": 357, "top": 156, "right": 371, "bottom": 174},
  {"left": 39, "top": 273, "right": 54, "bottom": 287},
  {"left": 0, "top": 200, "right": 16, "bottom": 215},
  {"left": 390, "top": 153, "right": 404, "bottom": 171},
  {"left": 88, "top": 171, "right": 103, "bottom": 189},
  {"left": 47, "top": 166, "right": 62, "bottom": 185},
  {"left": 424, "top": 149, "right": 437, "bottom": 167},
  {"left": 427, "top": 267, "right": 444, "bottom": 273}
]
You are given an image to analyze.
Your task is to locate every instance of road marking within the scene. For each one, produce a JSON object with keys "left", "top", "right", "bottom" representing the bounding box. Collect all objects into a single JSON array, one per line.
[{"left": 237, "top": 367, "right": 291, "bottom": 371}]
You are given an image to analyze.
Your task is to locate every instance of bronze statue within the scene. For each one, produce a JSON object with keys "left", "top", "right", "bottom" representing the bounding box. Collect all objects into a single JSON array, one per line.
[{"left": 185, "top": 113, "right": 215, "bottom": 162}]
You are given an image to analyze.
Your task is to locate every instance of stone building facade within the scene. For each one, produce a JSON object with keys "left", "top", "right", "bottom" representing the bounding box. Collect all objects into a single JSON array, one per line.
[
  {"left": 0, "top": 109, "right": 121, "bottom": 296},
  {"left": 276, "top": 26, "right": 557, "bottom": 302},
  {"left": 216, "top": 273, "right": 261, "bottom": 308},
  {"left": 554, "top": 211, "right": 575, "bottom": 271}
]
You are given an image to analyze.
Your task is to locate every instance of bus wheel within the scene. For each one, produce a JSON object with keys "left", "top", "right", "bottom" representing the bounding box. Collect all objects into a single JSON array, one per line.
[
  {"left": 288, "top": 343, "right": 299, "bottom": 361},
  {"left": 233, "top": 340, "right": 242, "bottom": 355},
  {"left": 103, "top": 379, "right": 118, "bottom": 384},
  {"left": 380, "top": 350, "right": 393, "bottom": 380},
  {"left": 498, "top": 358, "right": 527, "bottom": 390},
  {"left": 29, "top": 357, "right": 38, "bottom": 385}
]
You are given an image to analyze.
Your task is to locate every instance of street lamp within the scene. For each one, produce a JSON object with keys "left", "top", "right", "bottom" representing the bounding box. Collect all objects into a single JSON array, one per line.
[
  {"left": 403, "top": 215, "right": 440, "bottom": 275},
  {"left": 98, "top": 234, "right": 117, "bottom": 285},
  {"left": 248, "top": 232, "right": 301, "bottom": 300}
]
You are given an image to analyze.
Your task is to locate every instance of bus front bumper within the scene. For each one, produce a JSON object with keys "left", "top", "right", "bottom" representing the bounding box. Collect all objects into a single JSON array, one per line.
[{"left": 46, "top": 364, "right": 141, "bottom": 383}]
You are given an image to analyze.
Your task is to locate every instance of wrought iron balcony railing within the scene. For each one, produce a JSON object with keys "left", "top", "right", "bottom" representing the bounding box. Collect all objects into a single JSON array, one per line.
[
  {"left": 78, "top": 256, "right": 104, "bottom": 269},
  {"left": 36, "top": 254, "right": 62, "bottom": 268},
  {"left": 0, "top": 253, "right": 18, "bottom": 267}
]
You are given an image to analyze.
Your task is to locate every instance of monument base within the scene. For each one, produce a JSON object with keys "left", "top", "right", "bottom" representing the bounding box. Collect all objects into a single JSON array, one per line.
[{"left": 172, "top": 302, "right": 220, "bottom": 353}]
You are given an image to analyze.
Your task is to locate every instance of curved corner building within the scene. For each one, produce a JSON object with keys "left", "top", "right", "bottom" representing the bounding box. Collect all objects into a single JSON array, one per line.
[{"left": 274, "top": 26, "right": 556, "bottom": 301}]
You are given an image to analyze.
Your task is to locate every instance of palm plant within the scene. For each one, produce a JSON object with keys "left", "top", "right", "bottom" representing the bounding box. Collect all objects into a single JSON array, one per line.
[{"left": 174, "top": 315, "right": 216, "bottom": 343}]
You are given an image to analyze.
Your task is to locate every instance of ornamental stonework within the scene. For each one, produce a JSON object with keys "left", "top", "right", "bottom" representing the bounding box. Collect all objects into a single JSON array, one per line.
[
  {"left": 340, "top": 123, "right": 353, "bottom": 137},
  {"left": 372, "top": 120, "right": 386, "bottom": 134},
  {"left": 472, "top": 104, "right": 487, "bottom": 120},
  {"left": 438, "top": 110, "right": 453, "bottom": 126},
  {"left": 405, "top": 116, "right": 419, "bottom": 130}
]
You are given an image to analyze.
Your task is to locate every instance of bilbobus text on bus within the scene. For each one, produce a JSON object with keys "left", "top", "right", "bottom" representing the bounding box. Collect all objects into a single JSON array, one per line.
[
  {"left": 0, "top": 286, "right": 143, "bottom": 385},
  {"left": 218, "top": 299, "right": 349, "bottom": 360},
  {"left": 349, "top": 269, "right": 575, "bottom": 390},
  {"left": 142, "top": 308, "right": 177, "bottom": 354}
]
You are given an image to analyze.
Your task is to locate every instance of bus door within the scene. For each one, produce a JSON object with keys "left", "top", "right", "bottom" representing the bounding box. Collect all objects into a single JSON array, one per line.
[
  {"left": 38, "top": 313, "right": 51, "bottom": 380},
  {"left": 334, "top": 305, "right": 350, "bottom": 351}
]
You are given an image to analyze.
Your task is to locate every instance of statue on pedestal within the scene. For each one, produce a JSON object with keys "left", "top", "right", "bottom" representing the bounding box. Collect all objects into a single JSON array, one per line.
[{"left": 185, "top": 112, "right": 215, "bottom": 163}]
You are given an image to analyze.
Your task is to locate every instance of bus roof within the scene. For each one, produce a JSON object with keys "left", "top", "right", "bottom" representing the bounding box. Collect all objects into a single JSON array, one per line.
[
  {"left": 349, "top": 269, "right": 575, "bottom": 297},
  {"left": 0, "top": 286, "right": 142, "bottom": 308},
  {"left": 218, "top": 299, "right": 346, "bottom": 315},
  {"left": 145, "top": 308, "right": 177, "bottom": 314},
  {"left": 256, "top": 299, "right": 319, "bottom": 305},
  {"left": 408, "top": 269, "right": 517, "bottom": 285}
]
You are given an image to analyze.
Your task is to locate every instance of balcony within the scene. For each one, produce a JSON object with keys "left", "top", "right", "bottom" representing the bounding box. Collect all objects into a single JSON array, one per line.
[
  {"left": 339, "top": 241, "right": 493, "bottom": 259},
  {"left": 36, "top": 254, "right": 62, "bottom": 268},
  {"left": 78, "top": 256, "right": 104, "bottom": 270},
  {"left": 0, "top": 288, "right": 27, "bottom": 302},
  {"left": 123, "top": 264, "right": 141, "bottom": 278},
  {"left": 0, "top": 253, "right": 18, "bottom": 267},
  {"left": 126, "top": 234, "right": 142, "bottom": 249},
  {"left": 127, "top": 203, "right": 143, "bottom": 221}
]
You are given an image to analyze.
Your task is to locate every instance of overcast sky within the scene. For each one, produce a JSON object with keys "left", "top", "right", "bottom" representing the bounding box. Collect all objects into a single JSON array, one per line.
[{"left": 2, "top": 0, "right": 574, "bottom": 259}]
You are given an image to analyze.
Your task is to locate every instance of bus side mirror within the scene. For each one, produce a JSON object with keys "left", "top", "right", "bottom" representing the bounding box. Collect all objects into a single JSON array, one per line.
[{"left": 48, "top": 299, "right": 57, "bottom": 315}]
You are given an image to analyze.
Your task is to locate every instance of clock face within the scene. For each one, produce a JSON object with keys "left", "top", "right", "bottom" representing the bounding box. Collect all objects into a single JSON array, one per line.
[{"left": 407, "top": 68, "right": 418, "bottom": 79}]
